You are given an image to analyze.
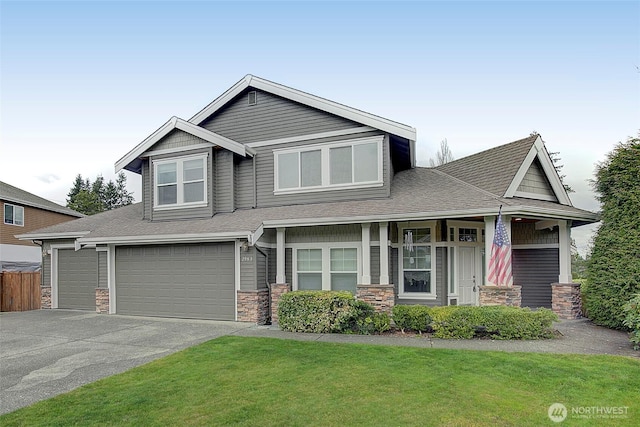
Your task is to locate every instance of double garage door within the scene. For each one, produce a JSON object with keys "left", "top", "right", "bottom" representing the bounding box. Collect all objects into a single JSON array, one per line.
[{"left": 57, "top": 243, "right": 235, "bottom": 320}]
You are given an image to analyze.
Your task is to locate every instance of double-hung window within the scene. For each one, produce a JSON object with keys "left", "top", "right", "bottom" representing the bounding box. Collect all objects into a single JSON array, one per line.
[
  {"left": 400, "top": 226, "right": 435, "bottom": 298},
  {"left": 154, "top": 155, "right": 207, "bottom": 208},
  {"left": 4, "top": 203, "right": 24, "bottom": 226},
  {"left": 274, "top": 136, "right": 383, "bottom": 193},
  {"left": 294, "top": 246, "right": 360, "bottom": 293}
]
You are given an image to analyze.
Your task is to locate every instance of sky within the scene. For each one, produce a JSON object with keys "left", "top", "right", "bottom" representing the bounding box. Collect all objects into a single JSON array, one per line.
[{"left": 1, "top": 0, "right": 638, "bottom": 255}]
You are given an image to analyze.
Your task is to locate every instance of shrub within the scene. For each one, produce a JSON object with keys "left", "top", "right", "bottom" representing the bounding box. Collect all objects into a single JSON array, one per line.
[
  {"left": 414, "top": 305, "right": 557, "bottom": 339},
  {"left": 278, "top": 291, "right": 388, "bottom": 334},
  {"left": 622, "top": 294, "right": 640, "bottom": 350},
  {"left": 278, "top": 291, "right": 357, "bottom": 333},
  {"left": 391, "top": 305, "right": 432, "bottom": 333}
]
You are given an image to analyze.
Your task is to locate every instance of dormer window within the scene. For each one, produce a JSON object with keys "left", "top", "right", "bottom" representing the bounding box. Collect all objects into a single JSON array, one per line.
[
  {"left": 274, "top": 136, "right": 383, "bottom": 194},
  {"left": 153, "top": 154, "right": 207, "bottom": 209}
]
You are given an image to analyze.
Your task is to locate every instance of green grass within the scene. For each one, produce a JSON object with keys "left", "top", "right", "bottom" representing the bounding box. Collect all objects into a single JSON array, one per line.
[{"left": 2, "top": 337, "right": 639, "bottom": 426}]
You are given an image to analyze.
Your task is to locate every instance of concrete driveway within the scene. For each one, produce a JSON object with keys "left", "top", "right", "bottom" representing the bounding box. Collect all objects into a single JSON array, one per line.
[{"left": 0, "top": 310, "right": 254, "bottom": 415}]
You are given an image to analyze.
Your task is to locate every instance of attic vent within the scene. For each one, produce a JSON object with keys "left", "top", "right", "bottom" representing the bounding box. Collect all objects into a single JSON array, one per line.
[{"left": 248, "top": 91, "right": 257, "bottom": 105}]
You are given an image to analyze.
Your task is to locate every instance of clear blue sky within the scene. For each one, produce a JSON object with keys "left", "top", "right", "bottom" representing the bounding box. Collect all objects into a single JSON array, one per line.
[{"left": 1, "top": 1, "right": 639, "bottom": 254}]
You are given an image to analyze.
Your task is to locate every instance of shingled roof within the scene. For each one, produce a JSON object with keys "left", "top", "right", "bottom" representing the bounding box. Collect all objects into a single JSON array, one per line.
[
  {"left": 0, "top": 181, "right": 84, "bottom": 218},
  {"left": 436, "top": 135, "right": 538, "bottom": 197}
]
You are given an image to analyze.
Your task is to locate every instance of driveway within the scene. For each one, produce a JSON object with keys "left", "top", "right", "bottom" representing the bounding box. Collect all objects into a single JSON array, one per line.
[{"left": 0, "top": 310, "right": 254, "bottom": 415}]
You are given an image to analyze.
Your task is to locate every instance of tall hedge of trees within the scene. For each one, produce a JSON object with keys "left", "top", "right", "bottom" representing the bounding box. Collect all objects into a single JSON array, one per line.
[{"left": 583, "top": 135, "right": 640, "bottom": 329}]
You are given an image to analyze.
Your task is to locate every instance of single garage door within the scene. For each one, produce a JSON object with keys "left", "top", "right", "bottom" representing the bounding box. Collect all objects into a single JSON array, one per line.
[
  {"left": 58, "top": 248, "right": 98, "bottom": 310},
  {"left": 115, "top": 243, "right": 235, "bottom": 320},
  {"left": 512, "top": 248, "right": 559, "bottom": 309}
]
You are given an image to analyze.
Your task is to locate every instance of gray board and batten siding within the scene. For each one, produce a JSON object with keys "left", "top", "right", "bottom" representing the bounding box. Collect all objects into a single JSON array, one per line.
[{"left": 115, "top": 243, "right": 235, "bottom": 320}]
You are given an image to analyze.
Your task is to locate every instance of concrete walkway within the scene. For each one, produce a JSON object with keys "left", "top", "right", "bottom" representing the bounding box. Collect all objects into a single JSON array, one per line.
[{"left": 0, "top": 310, "right": 637, "bottom": 415}]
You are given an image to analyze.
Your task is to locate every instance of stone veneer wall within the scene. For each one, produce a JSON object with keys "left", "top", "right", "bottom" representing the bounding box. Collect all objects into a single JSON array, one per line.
[
  {"left": 356, "top": 284, "right": 395, "bottom": 314},
  {"left": 270, "top": 283, "right": 291, "bottom": 324},
  {"left": 237, "top": 289, "right": 270, "bottom": 324},
  {"left": 41, "top": 286, "right": 52, "bottom": 309},
  {"left": 96, "top": 288, "right": 109, "bottom": 314},
  {"left": 479, "top": 285, "right": 522, "bottom": 307},
  {"left": 551, "top": 283, "right": 582, "bottom": 319}
]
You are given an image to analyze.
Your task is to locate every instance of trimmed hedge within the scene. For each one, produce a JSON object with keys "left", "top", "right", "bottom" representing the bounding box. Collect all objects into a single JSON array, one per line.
[
  {"left": 278, "top": 291, "right": 390, "bottom": 334},
  {"left": 623, "top": 294, "right": 640, "bottom": 350},
  {"left": 393, "top": 305, "right": 558, "bottom": 339}
]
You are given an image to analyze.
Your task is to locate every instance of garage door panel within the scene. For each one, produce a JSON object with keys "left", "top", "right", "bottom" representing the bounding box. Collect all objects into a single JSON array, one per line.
[
  {"left": 116, "top": 243, "right": 235, "bottom": 320},
  {"left": 58, "top": 249, "right": 98, "bottom": 310}
]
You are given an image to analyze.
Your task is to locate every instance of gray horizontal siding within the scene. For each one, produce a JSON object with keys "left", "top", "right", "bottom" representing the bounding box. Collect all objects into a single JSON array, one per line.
[
  {"left": 216, "top": 150, "right": 234, "bottom": 213},
  {"left": 98, "top": 251, "right": 107, "bottom": 289},
  {"left": 256, "top": 248, "right": 267, "bottom": 290},
  {"left": 370, "top": 246, "right": 380, "bottom": 285},
  {"left": 513, "top": 248, "right": 559, "bottom": 309},
  {"left": 240, "top": 246, "right": 256, "bottom": 291},
  {"left": 250, "top": 131, "right": 390, "bottom": 208},
  {"left": 235, "top": 156, "right": 254, "bottom": 209},
  {"left": 200, "top": 89, "right": 360, "bottom": 144},
  {"left": 142, "top": 160, "right": 151, "bottom": 220},
  {"left": 285, "top": 248, "right": 292, "bottom": 285}
]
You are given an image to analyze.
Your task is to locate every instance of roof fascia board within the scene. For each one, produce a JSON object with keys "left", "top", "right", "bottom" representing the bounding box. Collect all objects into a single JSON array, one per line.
[
  {"left": 1, "top": 197, "right": 84, "bottom": 217},
  {"left": 77, "top": 231, "right": 253, "bottom": 246},
  {"left": 16, "top": 231, "right": 90, "bottom": 241},
  {"left": 504, "top": 136, "right": 572, "bottom": 205},
  {"left": 189, "top": 75, "right": 417, "bottom": 142},
  {"left": 261, "top": 206, "right": 598, "bottom": 229},
  {"left": 115, "top": 117, "right": 249, "bottom": 173}
]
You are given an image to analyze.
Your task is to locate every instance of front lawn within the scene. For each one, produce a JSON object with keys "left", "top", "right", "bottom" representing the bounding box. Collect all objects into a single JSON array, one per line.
[{"left": 2, "top": 336, "right": 638, "bottom": 426}]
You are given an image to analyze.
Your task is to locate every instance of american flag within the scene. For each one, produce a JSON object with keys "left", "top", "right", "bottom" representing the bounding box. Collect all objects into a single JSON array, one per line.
[{"left": 487, "top": 209, "right": 513, "bottom": 287}]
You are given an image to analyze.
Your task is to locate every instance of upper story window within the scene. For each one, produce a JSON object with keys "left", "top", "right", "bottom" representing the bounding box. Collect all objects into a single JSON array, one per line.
[
  {"left": 274, "top": 136, "right": 383, "bottom": 194},
  {"left": 4, "top": 203, "right": 24, "bottom": 226},
  {"left": 153, "top": 154, "right": 207, "bottom": 209}
]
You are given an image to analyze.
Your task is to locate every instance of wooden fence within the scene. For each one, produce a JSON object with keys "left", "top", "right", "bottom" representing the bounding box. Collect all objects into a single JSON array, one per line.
[{"left": 0, "top": 272, "right": 41, "bottom": 312}]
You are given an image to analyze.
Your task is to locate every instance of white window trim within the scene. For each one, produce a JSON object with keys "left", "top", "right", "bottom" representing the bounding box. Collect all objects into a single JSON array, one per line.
[
  {"left": 398, "top": 221, "right": 437, "bottom": 300},
  {"left": 153, "top": 153, "right": 208, "bottom": 210},
  {"left": 3, "top": 203, "right": 24, "bottom": 226},
  {"left": 273, "top": 136, "right": 384, "bottom": 195},
  {"left": 290, "top": 242, "right": 361, "bottom": 291}
]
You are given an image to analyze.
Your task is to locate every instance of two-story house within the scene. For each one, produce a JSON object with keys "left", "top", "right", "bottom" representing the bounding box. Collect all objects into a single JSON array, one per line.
[
  {"left": 1, "top": 181, "right": 83, "bottom": 272},
  {"left": 18, "top": 75, "right": 598, "bottom": 322}
]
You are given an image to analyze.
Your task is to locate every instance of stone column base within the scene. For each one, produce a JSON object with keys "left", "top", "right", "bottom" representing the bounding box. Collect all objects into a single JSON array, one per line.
[
  {"left": 552, "top": 283, "right": 582, "bottom": 319},
  {"left": 479, "top": 285, "right": 522, "bottom": 307},
  {"left": 96, "top": 288, "right": 109, "bottom": 314},
  {"left": 41, "top": 286, "right": 52, "bottom": 309},
  {"left": 237, "top": 289, "right": 270, "bottom": 324},
  {"left": 356, "top": 284, "right": 395, "bottom": 314},
  {"left": 270, "top": 283, "right": 291, "bottom": 324}
]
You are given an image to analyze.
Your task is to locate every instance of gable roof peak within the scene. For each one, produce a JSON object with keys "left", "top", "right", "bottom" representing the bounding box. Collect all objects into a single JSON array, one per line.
[{"left": 188, "top": 74, "right": 417, "bottom": 142}]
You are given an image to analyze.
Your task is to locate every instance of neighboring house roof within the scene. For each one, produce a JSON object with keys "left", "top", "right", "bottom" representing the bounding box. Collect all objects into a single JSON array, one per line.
[
  {"left": 116, "top": 116, "right": 257, "bottom": 174},
  {"left": 0, "top": 181, "right": 84, "bottom": 218},
  {"left": 189, "top": 74, "right": 417, "bottom": 142},
  {"left": 436, "top": 134, "right": 572, "bottom": 205},
  {"left": 18, "top": 163, "right": 597, "bottom": 245}
]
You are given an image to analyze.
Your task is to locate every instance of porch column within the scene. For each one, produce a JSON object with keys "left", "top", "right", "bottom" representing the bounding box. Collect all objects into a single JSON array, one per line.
[
  {"left": 558, "top": 220, "right": 572, "bottom": 283},
  {"left": 276, "top": 227, "right": 286, "bottom": 283},
  {"left": 361, "top": 223, "right": 371, "bottom": 284},
  {"left": 379, "top": 222, "right": 389, "bottom": 284},
  {"left": 484, "top": 215, "right": 496, "bottom": 286}
]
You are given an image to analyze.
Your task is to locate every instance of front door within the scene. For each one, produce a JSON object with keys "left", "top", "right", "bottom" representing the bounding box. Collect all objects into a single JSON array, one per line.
[{"left": 458, "top": 247, "right": 477, "bottom": 305}]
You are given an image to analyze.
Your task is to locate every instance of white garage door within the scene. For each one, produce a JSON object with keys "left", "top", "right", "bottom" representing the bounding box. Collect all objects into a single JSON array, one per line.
[{"left": 115, "top": 243, "right": 235, "bottom": 320}]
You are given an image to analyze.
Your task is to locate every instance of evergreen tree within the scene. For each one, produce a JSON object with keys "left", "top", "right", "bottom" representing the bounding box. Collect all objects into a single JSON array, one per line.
[
  {"left": 583, "top": 134, "right": 640, "bottom": 329},
  {"left": 66, "top": 172, "right": 134, "bottom": 215}
]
